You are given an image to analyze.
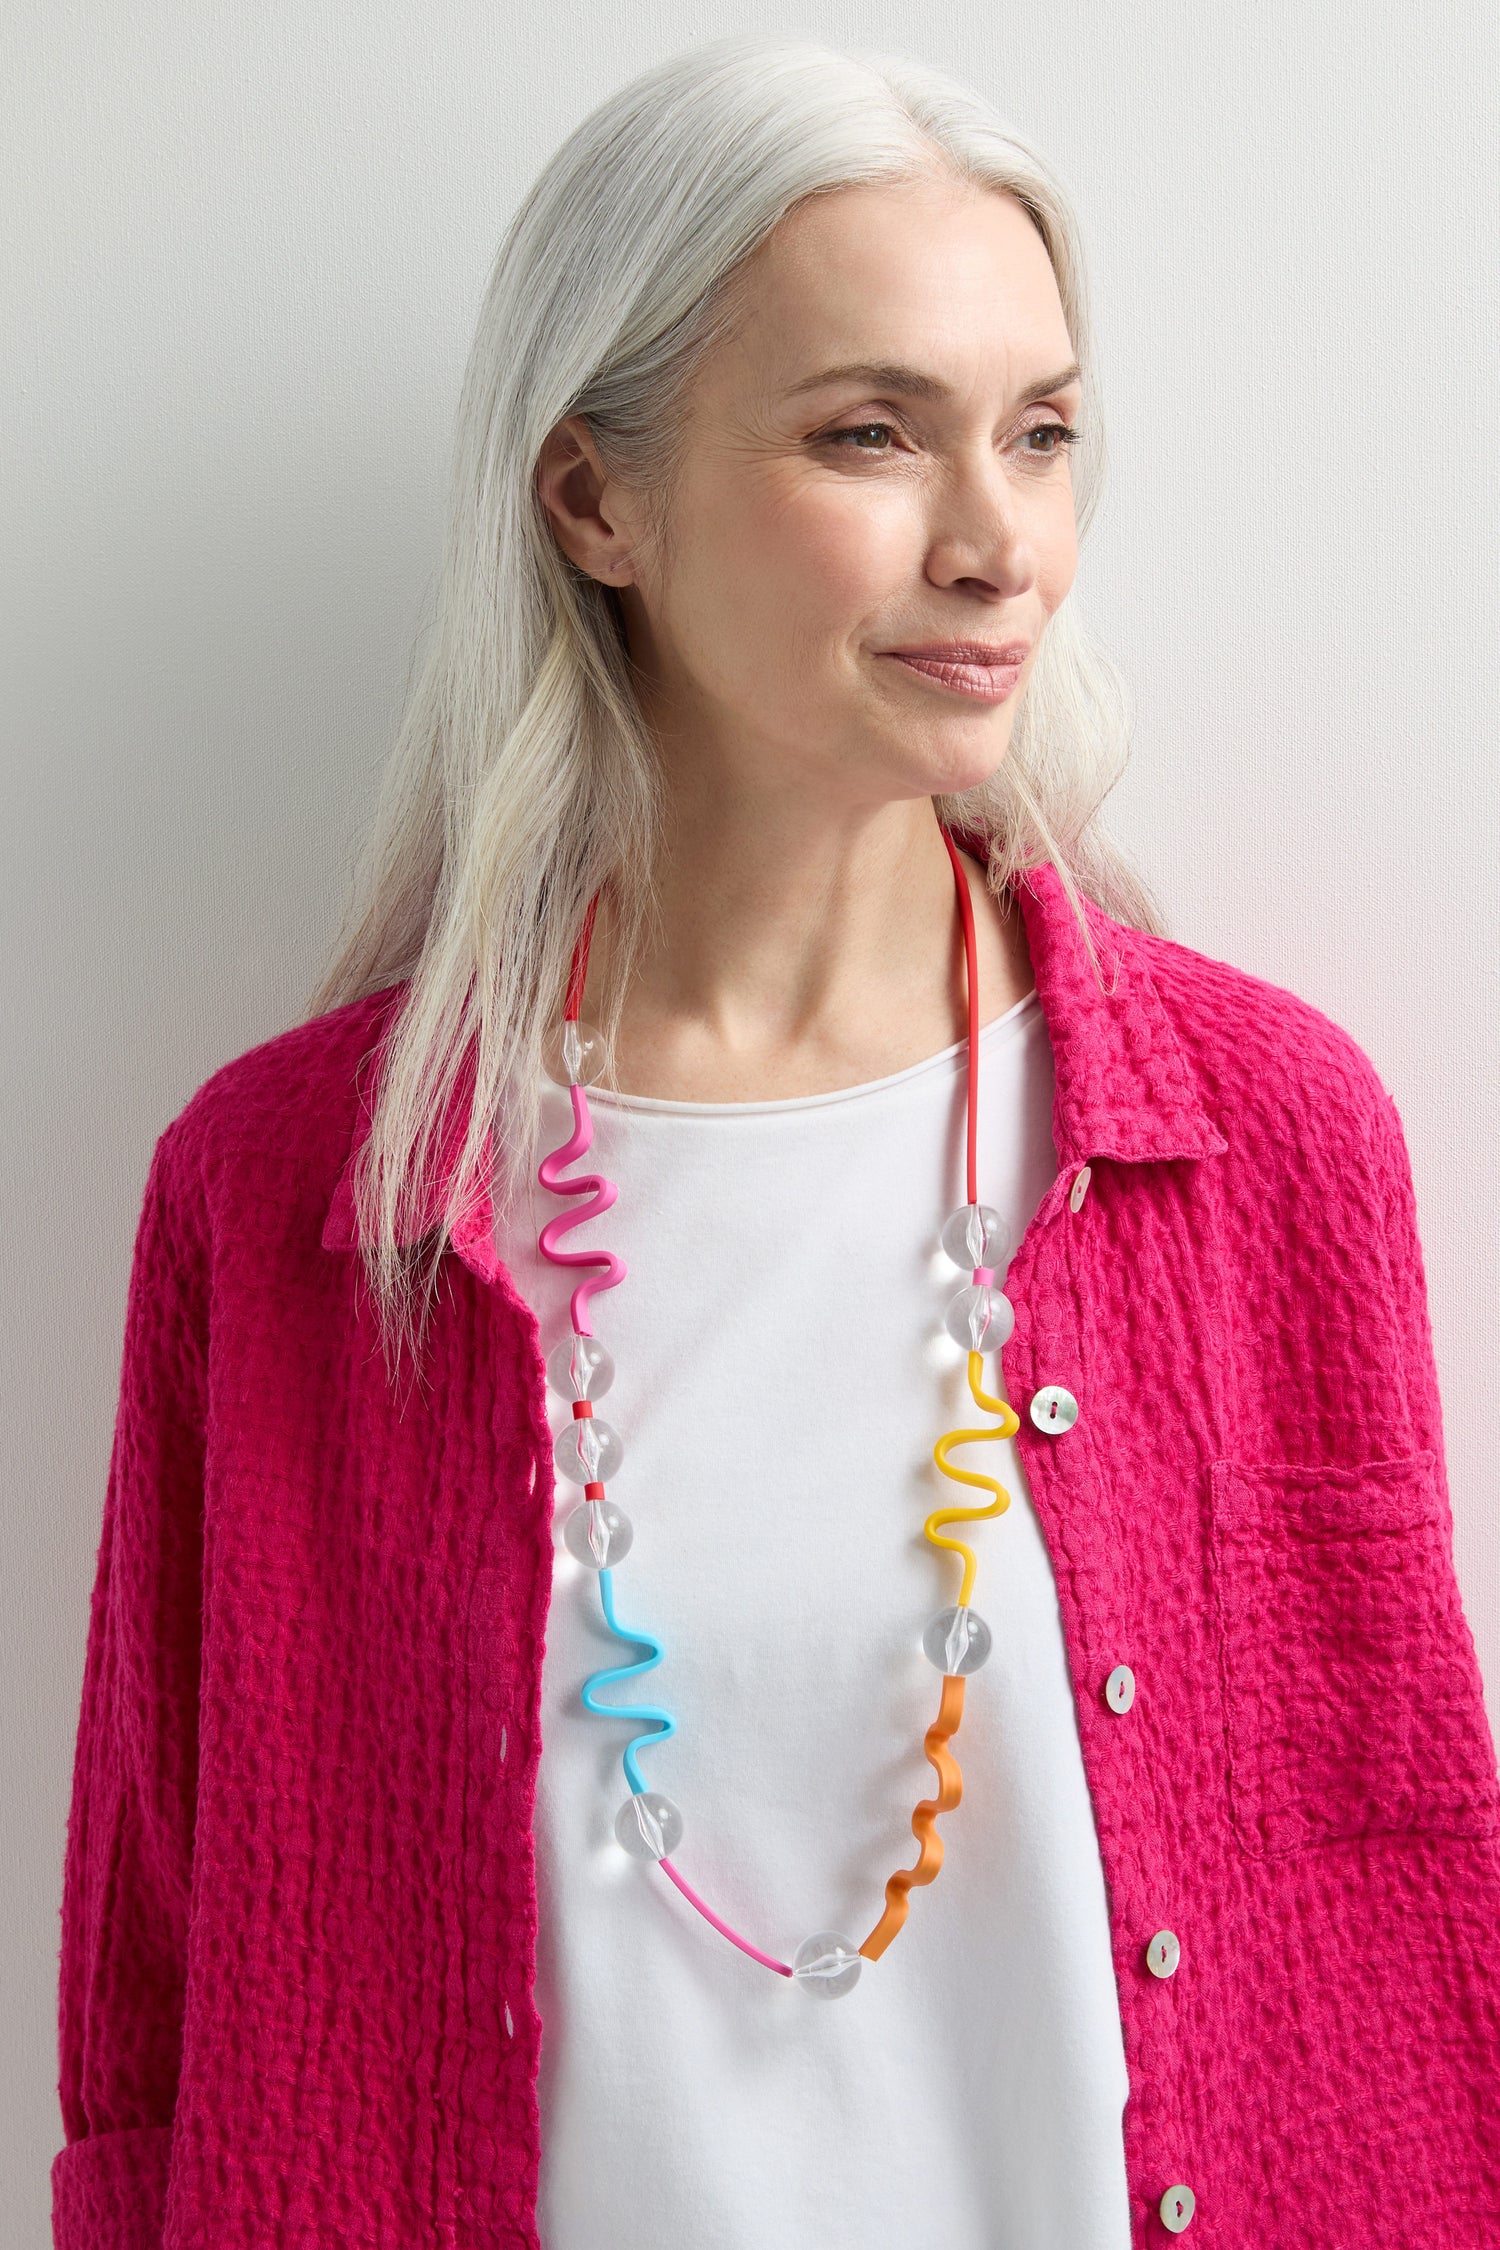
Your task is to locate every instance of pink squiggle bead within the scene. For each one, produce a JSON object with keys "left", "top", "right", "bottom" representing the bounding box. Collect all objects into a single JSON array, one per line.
[{"left": 536, "top": 1080, "right": 627, "bottom": 1337}]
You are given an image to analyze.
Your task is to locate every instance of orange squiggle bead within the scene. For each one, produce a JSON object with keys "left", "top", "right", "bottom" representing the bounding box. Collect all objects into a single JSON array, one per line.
[{"left": 859, "top": 1673, "right": 967, "bottom": 1959}]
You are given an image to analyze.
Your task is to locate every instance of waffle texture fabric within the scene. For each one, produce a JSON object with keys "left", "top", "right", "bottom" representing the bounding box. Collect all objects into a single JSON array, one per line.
[
  {"left": 505, "top": 989, "right": 1131, "bottom": 2249},
  {"left": 51, "top": 857, "right": 1500, "bottom": 2249}
]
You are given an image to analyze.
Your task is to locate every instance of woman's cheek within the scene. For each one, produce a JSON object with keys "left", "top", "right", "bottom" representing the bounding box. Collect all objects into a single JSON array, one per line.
[
  {"left": 780, "top": 484, "right": 914, "bottom": 615},
  {"left": 1030, "top": 488, "right": 1079, "bottom": 611}
]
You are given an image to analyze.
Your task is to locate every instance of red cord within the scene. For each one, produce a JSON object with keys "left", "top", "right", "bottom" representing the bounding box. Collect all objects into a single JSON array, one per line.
[
  {"left": 939, "top": 825, "right": 981, "bottom": 1207},
  {"left": 565, "top": 891, "right": 600, "bottom": 1022}
]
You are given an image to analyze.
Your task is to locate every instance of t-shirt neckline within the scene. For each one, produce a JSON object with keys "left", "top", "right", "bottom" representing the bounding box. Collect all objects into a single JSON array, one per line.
[{"left": 561, "top": 987, "right": 1041, "bottom": 1117}]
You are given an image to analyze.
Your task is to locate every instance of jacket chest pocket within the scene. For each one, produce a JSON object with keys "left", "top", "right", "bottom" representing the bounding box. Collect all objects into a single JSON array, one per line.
[{"left": 1207, "top": 1451, "right": 1500, "bottom": 1856}]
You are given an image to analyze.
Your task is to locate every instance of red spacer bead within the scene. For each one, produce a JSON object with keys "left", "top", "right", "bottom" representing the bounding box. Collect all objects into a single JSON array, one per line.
[
  {"left": 572, "top": 1399, "right": 594, "bottom": 1419},
  {"left": 584, "top": 1480, "right": 607, "bottom": 1501}
]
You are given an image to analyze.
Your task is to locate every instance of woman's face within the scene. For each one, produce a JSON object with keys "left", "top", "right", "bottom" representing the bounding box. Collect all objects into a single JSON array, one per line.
[{"left": 553, "top": 173, "right": 1082, "bottom": 812}]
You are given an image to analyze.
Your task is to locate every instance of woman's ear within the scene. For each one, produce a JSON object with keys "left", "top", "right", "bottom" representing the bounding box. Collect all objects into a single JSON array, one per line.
[{"left": 536, "top": 414, "right": 637, "bottom": 586}]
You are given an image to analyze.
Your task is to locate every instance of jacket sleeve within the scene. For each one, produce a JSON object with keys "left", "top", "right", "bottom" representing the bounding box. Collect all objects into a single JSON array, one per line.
[
  {"left": 1374, "top": 1086, "right": 1500, "bottom": 1789},
  {"left": 1374, "top": 1088, "right": 1450, "bottom": 1470},
  {"left": 51, "top": 1122, "right": 209, "bottom": 2250}
]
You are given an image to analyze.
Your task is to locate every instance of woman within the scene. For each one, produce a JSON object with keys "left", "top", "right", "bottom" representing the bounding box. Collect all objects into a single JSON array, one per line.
[{"left": 51, "top": 34, "right": 1500, "bottom": 2250}]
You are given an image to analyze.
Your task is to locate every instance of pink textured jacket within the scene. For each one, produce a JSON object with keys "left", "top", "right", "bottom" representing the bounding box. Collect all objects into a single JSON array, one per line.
[{"left": 52, "top": 860, "right": 1500, "bottom": 2248}]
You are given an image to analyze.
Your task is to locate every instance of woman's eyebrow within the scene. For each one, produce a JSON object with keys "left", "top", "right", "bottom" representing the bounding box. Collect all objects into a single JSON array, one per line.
[{"left": 781, "top": 359, "right": 1083, "bottom": 405}]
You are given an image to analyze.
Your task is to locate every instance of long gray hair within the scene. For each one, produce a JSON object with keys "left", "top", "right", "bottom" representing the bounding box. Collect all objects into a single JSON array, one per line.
[{"left": 306, "top": 32, "right": 1164, "bottom": 1375}]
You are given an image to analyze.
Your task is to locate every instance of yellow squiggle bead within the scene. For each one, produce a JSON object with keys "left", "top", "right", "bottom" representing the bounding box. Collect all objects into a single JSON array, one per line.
[{"left": 925, "top": 1348, "right": 1020, "bottom": 1608}]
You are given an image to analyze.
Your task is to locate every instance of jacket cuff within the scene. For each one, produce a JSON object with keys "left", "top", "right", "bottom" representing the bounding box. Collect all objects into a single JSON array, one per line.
[{"left": 51, "top": 2126, "right": 172, "bottom": 2250}]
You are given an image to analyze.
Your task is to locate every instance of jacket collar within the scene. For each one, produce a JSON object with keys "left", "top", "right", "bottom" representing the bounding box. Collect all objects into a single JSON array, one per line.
[
  {"left": 1008, "top": 856, "right": 1227, "bottom": 1171},
  {"left": 321, "top": 850, "right": 1225, "bottom": 1283}
]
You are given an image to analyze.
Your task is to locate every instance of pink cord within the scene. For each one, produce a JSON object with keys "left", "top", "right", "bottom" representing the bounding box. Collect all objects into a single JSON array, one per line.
[{"left": 657, "top": 1857, "right": 793, "bottom": 1975}]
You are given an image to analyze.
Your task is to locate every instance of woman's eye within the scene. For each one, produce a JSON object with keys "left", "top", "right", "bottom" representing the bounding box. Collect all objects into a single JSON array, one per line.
[
  {"left": 1025, "top": 420, "right": 1081, "bottom": 457},
  {"left": 821, "top": 419, "right": 1081, "bottom": 459},
  {"left": 824, "top": 421, "right": 898, "bottom": 451}
]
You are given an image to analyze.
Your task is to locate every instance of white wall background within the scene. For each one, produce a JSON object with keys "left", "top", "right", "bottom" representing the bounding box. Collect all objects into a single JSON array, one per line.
[{"left": 6, "top": 0, "right": 1496, "bottom": 2225}]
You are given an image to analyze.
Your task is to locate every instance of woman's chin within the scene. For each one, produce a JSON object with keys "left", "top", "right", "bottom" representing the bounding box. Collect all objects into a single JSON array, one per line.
[{"left": 911, "top": 736, "right": 1016, "bottom": 800}]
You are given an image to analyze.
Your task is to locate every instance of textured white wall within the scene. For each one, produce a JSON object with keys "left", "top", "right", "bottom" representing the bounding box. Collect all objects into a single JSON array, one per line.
[{"left": 6, "top": 1, "right": 1496, "bottom": 2223}]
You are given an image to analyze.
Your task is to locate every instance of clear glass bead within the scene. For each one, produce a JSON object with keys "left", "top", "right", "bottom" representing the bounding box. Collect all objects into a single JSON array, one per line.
[
  {"left": 546, "top": 1331, "right": 615, "bottom": 1401},
  {"left": 553, "top": 1414, "right": 623, "bottom": 1485},
  {"left": 940, "top": 1201, "right": 1010, "bottom": 1273},
  {"left": 614, "top": 1789, "right": 683, "bottom": 1860},
  {"left": 542, "top": 1017, "right": 608, "bottom": 1088},
  {"left": 943, "top": 1282, "right": 1015, "bottom": 1352},
  {"left": 791, "top": 1931, "right": 863, "bottom": 1999},
  {"left": 923, "top": 1604, "right": 993, "bottom": 1675},
  {"left": 562, "top": 1497, "right": 633, "bottom": 1569}
]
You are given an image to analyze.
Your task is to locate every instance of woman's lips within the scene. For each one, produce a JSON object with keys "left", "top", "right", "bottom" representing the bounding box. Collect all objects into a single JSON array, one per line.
[{"left": 882, "top": 650, "right": 1026, "bottom": 703}]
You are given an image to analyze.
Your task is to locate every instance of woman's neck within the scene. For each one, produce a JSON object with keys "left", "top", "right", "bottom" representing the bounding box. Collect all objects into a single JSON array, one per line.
[{"left": 580, "top": 799, "right": 1034, "bottom": 1102}]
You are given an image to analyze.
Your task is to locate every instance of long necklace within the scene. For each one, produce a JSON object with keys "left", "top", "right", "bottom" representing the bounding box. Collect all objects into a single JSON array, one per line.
[{"left": 535, "top": 822, "right": 1018, "bottom": 1998}]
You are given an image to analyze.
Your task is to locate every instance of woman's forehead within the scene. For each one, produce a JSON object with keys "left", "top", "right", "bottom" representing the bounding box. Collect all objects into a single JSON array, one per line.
[{"left": 709, "top": 190, "right": 1075, "bottom": 412}]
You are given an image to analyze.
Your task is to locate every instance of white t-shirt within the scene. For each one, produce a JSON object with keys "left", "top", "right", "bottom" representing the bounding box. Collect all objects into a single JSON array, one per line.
[{"left": 494, "top": 989, "right": 1132, "bottom": 2250}]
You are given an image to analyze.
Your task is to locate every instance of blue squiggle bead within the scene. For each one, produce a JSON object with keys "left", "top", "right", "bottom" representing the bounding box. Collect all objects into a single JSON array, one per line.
[{"left": 580, "top": 1566, "right": 676, "bottom": 1797}]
